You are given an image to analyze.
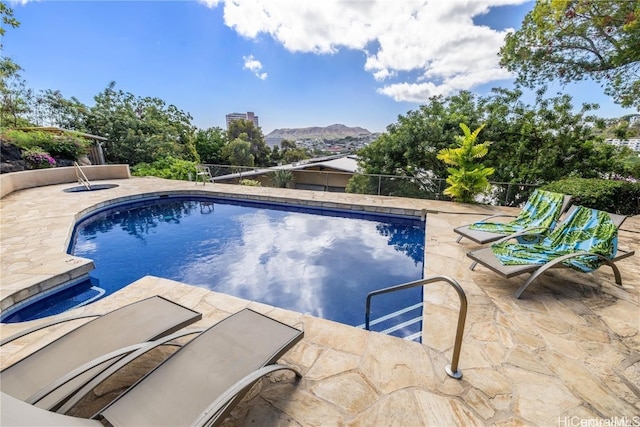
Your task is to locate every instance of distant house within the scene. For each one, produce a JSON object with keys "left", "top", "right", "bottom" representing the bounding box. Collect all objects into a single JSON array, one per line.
[
  {"left": 606, "top": 138, "right": 640, "bottom": 152},
  {"left": 212, "top": 154, "right": 359, "bottom": 192}
]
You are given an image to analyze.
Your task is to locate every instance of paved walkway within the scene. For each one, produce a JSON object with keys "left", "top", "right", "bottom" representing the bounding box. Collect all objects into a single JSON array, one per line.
[{"left": 1, "top": 177, "right": 638, "bottom": 426}]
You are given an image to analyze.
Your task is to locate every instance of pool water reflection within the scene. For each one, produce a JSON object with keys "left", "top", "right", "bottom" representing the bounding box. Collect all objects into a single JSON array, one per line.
[{"left": 70, "top": 197, "right": 425, "bottom": 338}]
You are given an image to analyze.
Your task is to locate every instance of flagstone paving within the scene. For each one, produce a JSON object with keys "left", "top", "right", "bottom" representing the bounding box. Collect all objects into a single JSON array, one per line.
[{"left": 1, "top": 176, "right": 638, "bottom": 426}]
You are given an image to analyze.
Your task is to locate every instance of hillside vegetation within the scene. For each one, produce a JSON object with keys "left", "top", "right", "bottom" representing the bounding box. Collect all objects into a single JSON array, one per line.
[{"left": 266, "top": 124, "right": 371, "bottom": 140}]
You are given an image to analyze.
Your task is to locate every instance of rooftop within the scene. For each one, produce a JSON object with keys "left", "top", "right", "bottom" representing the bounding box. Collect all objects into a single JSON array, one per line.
[
  {"left": 1, "top": 177, "right": 638, "bottom": 425},
  {"left": 212, "top": 154, "right": 359, "bottom": 182}
]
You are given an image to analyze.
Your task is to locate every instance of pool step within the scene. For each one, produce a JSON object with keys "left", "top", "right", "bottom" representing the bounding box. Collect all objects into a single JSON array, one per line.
[
  {"left": 1, "top": 282, "right": 106, "bottom": 323},
  {"left": 357, "top": 302, "right": 423, "bottom": 343}
]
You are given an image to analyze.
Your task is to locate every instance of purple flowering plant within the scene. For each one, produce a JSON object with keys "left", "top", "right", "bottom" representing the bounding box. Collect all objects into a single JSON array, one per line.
[{"left": 23, "top": 148, "right": 57, "bottom": 169}]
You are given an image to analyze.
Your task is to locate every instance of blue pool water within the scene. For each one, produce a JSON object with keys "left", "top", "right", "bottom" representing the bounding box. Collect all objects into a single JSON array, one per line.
[{"left": 5, "top": 196, "right": 426, "bottom": 339}]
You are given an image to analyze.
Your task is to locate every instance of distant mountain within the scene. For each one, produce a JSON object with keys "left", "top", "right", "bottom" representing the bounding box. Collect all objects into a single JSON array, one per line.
[{"left": 265, "top": 124, "right": 371, "bottom": 140}]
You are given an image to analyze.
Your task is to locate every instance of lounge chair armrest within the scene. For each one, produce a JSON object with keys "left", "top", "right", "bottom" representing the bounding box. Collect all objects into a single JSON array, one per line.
[
  {"left": 27, "top": 343, "right": 151, "bottom": 406},
  {"left": 474, "top": 213, "right": 518, "bottom": 223},
  {"left": 34, "top": 327, "right": 205, "bottom": 414},
  {"left": 191, "top": 364, "right": 302, "bottom": 427},
  {"left": 1, "top": 314, "right": 103, "bottom": 346},
  {"left": 538, "top": 251, "right": 620, "bottom": 268},
  {"left": 614, "top": 247, "right": 635, "bottom": 260},
  {"left": 514, "top": 251, "right": 621, "bottom": 299}
]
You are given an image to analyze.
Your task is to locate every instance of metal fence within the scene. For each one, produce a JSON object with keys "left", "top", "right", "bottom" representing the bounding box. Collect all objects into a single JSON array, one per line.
[{"left": 203, "top": 164, "right": 541, "bottom": 207}]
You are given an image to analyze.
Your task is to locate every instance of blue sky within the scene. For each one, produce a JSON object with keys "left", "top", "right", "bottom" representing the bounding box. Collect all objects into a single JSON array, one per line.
[{"left": 3, "top": 0, "right": 637, "bottom": 135}]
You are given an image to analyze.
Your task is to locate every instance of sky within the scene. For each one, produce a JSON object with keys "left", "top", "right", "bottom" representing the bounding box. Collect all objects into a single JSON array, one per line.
[{"left": 3, "top": 0, "right": 637, "bottom": 135}]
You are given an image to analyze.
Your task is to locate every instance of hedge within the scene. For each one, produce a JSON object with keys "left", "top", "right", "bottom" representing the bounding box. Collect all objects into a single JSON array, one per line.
[{"left": 542, "top": 178, "right": 639, "bottom": 216}]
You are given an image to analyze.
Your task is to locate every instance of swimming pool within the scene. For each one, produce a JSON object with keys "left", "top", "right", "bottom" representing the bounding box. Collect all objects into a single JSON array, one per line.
[{"left": 6, "top": 196, "right": 426, "bottom": 339}]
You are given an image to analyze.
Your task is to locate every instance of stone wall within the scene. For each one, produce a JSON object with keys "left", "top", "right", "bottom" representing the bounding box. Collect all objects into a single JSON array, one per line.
[
  {"left": 0, "top": 164, "right": 131, "bottom": 198},
  {"left": 0, "top": 141, "right": 26, "bottom": 173}
]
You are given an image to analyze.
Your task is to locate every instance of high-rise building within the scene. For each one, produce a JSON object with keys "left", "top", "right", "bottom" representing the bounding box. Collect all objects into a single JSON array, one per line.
[{"left": 225, "top": 112, "right": 259, "bottom": 129}]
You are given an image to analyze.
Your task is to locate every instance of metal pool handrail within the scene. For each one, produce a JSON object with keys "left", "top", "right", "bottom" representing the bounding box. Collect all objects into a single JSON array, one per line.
[
  {"left": 365, "top": 275, "right": 468, "bottom": 379},
  {"left": 73, "top": 161, "right": 91, "bottom": 190}
]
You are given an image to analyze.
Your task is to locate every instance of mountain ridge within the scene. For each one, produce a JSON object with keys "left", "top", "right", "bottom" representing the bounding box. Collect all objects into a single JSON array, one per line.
[{"left": 265, "top": 124, "right": 371, "bottom": 140}]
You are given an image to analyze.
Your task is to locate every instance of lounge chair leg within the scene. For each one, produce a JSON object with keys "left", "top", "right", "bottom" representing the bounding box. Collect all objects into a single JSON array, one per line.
[
  {"left": 610, "top": 263, "right": 623, "bottom": 286},
  {"left": 514, "top": 278, "right": 534, "bottom": 299},
  {"left": 514, "top": 264, "right": 557, "bottom": 298}
]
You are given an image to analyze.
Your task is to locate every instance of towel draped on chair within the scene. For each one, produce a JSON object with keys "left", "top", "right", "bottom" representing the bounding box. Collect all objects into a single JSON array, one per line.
[
  {"left": 469, "top": 189, "right": 565, "bottom": 240},
  {"left": 491, "top": 206, "right": 618, "bottom": 272}
]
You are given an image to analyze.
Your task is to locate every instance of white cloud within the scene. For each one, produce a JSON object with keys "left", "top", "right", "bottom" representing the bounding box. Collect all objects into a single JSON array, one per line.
[
  {"left": 179, "top": 210, "right": 418, "bottom": 319},
  {"left": 208, "top": 0, "right": 529, "bottom": 102},
  {"left": 197, "top": 0, "right": 223, "bottom": 7},
  {"left": 242, "top": 55, "right": 268, "bottom": 80}
]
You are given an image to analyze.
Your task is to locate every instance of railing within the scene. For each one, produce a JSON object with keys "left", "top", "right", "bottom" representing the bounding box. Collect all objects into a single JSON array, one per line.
[
  {"left": 203, "top": 163, "right": 540, "bottom": 207},
  {"left": 73, "top": 162, "right": 91, "bottom": 190},
  {"left": 365, "top": 275, "right": 468, "bottom": 379}
]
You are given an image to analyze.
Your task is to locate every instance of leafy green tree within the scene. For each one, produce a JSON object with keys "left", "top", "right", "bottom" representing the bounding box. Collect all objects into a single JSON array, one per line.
[
  {"left": 85, "top": 82, "right": 197, "bottom": 165},
  {"left": 499, "top": 0, "right": 640, "bottom": 109},
  {"left": 222, "top": 138, "right": 254, "bottom": 167},
  {"left": 354, "top": 91, "right": 488, "bottom": 197},
  {"left": 0, "top": 3, "right": 30, "bottom": 128},
  {"left": 0, "top": 3, "right": 19, "bottom": 39},
  {"left": 270, "top": 145, "right": 282, "bottom": 164},
  {"left": 35, "top": 90, "right": 89, "bottom": 130},
  {"left": 0, "top": 59, "right": 30, "bottom": 127},
  {"left": 357, "top": 91, "right": 485, "bottom": 179},
  {"left": 282, "top": 148, "right": 309, "bottom": 164},
  {"left": 355, "top": 88, "right": 626, "bottom": 200},
  {"left": 194, "top": 127, "right": 226, "bottom": 164},
  {"left": 437, "top": 124, "right": 495, "bottom": 203},
  {"left": 279, "top": 139, "right": 309, "bottom": 164},
  {"left": 227, "top": 119, "right": 270, "bottom": 166},
  {"left": 280, "top": 139, "right": 296, "bottom": 151},
  {"left": 483, "top": 88, "right": 610, "bottom": 184},
  {"left": 622, "top": 152, "right": 640, "bottom": 178}
]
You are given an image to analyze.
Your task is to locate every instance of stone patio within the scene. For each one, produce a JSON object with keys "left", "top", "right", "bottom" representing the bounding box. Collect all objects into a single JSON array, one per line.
[{"left": 1, "top": 176, "right": 638, "bottom": 426}]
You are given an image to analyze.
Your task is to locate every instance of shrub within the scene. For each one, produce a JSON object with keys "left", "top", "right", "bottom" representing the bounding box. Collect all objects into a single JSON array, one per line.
[
  {"left": 22, "top": 147, "right": 56, "bottom": 169},
  {"left": 239, "top": 179, "right": 262, "bottom": 187},
  {"left": 46, "top": 135, "right": 89, "bottom": 160},
  {"left": 346, "top": 174, "right": 376, "bottom": 195},
  {"left": 131, "top": 156, "right": 197, "bottom": 181},
  {"left": 268, "top": 169, "right": 293, "bottom": 188},
  {"left": 436, "top": 123, "right": 494, "bottom": 203},
  {"left": 5, "top": 130, "right": 53, "bottom": 150},
  {"left": 542, "top": 177, "right": 640, "bottom": 216},
  {"left": 3, "top": 129, "right": 90, "bottom": 160}
]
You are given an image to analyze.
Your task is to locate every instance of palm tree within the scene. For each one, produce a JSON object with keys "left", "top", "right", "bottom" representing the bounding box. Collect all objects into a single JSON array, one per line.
[{"left": 268, "top": 169, "right": 293, "bottom": 188}]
